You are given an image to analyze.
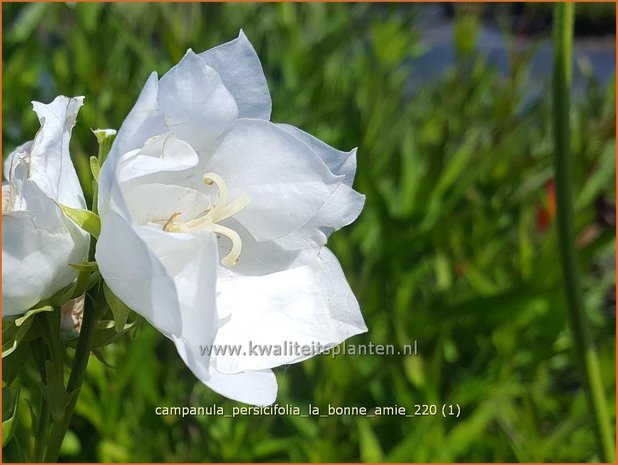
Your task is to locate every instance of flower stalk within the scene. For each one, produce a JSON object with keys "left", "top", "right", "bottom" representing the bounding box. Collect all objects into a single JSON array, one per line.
[
  {"left": 31, "top": 337, "right": 51, "bottom": 462},
  {"left": 43, "top": 291, "right": 105, "bottom": 462},
  {"left": 552, "top": 3, "right": 615, "bottom": 461}
]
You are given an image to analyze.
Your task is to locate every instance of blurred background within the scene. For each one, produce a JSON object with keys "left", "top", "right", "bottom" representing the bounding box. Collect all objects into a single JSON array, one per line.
[{"left": 2, "top": 2, "right": 616, "bottom": 462}]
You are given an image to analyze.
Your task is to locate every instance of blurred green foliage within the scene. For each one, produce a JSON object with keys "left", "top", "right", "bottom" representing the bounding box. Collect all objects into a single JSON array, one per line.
[{"left": 2, "top": 2, "right": 615, "bottom": 462}]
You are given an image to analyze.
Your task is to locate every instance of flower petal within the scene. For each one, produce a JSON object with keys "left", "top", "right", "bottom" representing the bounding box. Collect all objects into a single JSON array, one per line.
[
  {"left": 2, "top": 209, "right": 86, "bottom": 316},
  {"left": 203, "top": 368, "right": 278, "bottom": 406},
  {"left": 27, "top": 96, "right": 86, "bottom": 209},
  {"left": 99, "top": 73, "right": 166, "bottom": 221},
  {"left": 106, "top": 72, "right": 166, "bottom": 167},
  {"left": 267, "top": 125, "right": 364, "bottom": 247},
  {"left": 116, "top": 134, "right": 200, "bottom": 185},
  {"left": 95, "top": 209, "right": 181, "bottom": 335},
  {"left": 16, "top": 179, "right": 63, "bottom": 229},
  {"left": 3, "top": 141, "right": 32, "bottom": 182},
  {"left": 276, "top": 124, "right": 358, "bottom": 186},
  {"left": 212, "top": 247, "right": 367, "bottom": 373},
  {"left": 159, "top": 50, "right": 238, "bottom": 152},
  {"left": 200, "top": 30, "right": 272, "bottom": 120},
  {"left": 125, "top": 183, "right": 211, "bottom": 227},
  {"left": 205, "top": 119, "right": 340, "bottom": 241},
  {"left": 278, "top": 183, "right": 366, "bottom": 249},
  {"left": 215, "top": 218, "right": 306, "bottom": 279},
  {"left": 134, "top": 227, "right": 219, "bottom": 373}
]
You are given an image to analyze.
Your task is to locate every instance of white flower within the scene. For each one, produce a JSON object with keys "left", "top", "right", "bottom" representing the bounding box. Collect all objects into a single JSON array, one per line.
[
  {"left": 96, "top": 32, "right": 366, "bottom": 405},
  {"left": 2, "top": 96, "right": 90, "bottom": 316}
]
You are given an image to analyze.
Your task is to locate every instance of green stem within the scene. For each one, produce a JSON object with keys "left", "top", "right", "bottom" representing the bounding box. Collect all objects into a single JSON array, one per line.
[
  {"left": 42, "top": 310, "right": 64, "bottom": 373},
  {"left": 31, "top": 337, "right": 51, "bottom": 462},
  {"left": 33, "top": 395, "right": 50, "bottom": 462},
  {"left": 43, "top": 294, "right": 105, "bottom": 462},
  {"left": 552, "top": 3, "right": 615, "bottom": 462}
]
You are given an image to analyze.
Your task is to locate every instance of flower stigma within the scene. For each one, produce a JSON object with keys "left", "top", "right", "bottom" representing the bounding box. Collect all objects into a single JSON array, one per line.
[{"left": 163, "top": 172, "right": 250, "bottom": 267}]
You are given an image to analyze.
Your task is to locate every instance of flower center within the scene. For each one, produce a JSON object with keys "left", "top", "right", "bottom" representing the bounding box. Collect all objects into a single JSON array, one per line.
[{"left": 163, "top": 172, "right": 249, "bottom": 267}]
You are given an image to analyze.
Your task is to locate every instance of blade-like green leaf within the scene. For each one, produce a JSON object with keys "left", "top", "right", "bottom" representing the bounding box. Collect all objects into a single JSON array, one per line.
[
  {"left": 2, "top": 387, "right": 20, "bottom": 446},
  {"left": 59, "top": 204, "right": 101, "bottom": 238},
  {"left": 89, "top": 155, "right": 101, "bottom": 182},
  {"left": 103, "top": 283, "right": 132, "bottom": 332}
]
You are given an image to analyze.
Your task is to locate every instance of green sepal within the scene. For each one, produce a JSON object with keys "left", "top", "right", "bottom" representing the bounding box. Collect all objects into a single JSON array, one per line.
[
  {"left": 49, "top": 282, "right": 76, "bottom": 307},
  {"left": 59, "top": 204, "right": 101, "bottom": 238},
  {"left": 2, "top": 306, "right": 53, "bottom": 358},
  {"left": 47, "top": 261, "right": 100, "bottom": 306},
  {"left": 69, "top": 261, "right": 99, "bottom": 273},
  {"left": 14, "top": 305, "right": 54, "bottom": 328},
  {"left": 84, "top": 271, "right": 102, "bottom": 294},
  {"left": 92, "top": 319, "right": 136, "bottom": 348},
  {"left": 103, "top": 283, "right": 132, "bottom": 332},
  {"left": 92, "top": 128, "right": 117, "bottom": 164},
  {"left": 2, "top": 387, "right": 20, "bottom": 446},
  {"left": 70, "top": 267, "right": 100, "bottom": 300},
  {"left": 67, "top": 319, "right": 136, "bottom": 350},
  {"left": 89, "top": 155, "right": 101, "bottom": 182}
]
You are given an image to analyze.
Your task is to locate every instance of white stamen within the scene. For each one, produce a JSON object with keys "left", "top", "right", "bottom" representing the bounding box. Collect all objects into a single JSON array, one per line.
[{"left": 163, "top": 172, "right": 249, "bottom": 267}]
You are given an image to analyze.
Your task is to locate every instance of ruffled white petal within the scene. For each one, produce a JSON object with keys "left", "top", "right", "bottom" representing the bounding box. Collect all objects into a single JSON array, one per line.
[
  {"left": 2, "top": 204, "right": 88, "bottom": 316},
  {"left": 3, "top": 141, "right": 32, "bottom": 183},
  {"left": 115, "top": 134, "right": 200, "bottom": 186},
  {"left": 159, "top": 50, "right": 238, "bottom": 152},
  {"left": 95, "top": 209, "right": 181, "bottom": 335},
  {"left": 276, "top": 124, "right": 358, "bottom": 186},
  {"left": 104, "top": 73, "right": 166, "bottom": 171},
  {"left": 212, "top": 247, "right": 366, "bottom": 373},
  {"left": 203, "top": 368, "right": 278, "bottom": 406},
  {"left": 28, "top": 96, "right": 86, "bottom": 209},
  {"left": 98, "top": 73, "right": 166, "bottom": 225},
  {"left": 278, "top": 183, "right": 366, "bottom": 249},
  {"left": 134, "top": 227, "right": 219, "bottom": 373},
  {"left": 200, "top": 30, "right": 272, "bottom": 120},
  {"left": 214, "top": 218, "right": 306, "bottom": 279},
  {"left": 205, "top": 119, "right": 340, "bottom": 242}
]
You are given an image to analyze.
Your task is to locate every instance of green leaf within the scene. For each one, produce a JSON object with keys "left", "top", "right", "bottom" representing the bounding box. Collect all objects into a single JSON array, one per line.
[
  {"left": 59, "top": 204, "right": 101, "bottom": 238},
  {"left": 358, "top": 419, "right": 384, "bottom": 462},
  {"left": 2, "top": 306, "right": 53, "bottom": 358},
  {"left": 89, "top": 155, "right": 101, "bottom": 182},
  {"left": 88, "top": 320, "right": 136, "bottom": 349},
  {"left": 2, "top": 343, "right": 27, "bottom": 386},
  {"left": 103, "top": 283, "right": 132, "bottom": 332},
  {"left": 71, "top": 267, "right": 99, "bottom": 300},
  {"left": 69, "top": 261, "right": 99, "bottom": 273},
  {"left": 40, "top": 361, "right": 73, "bottom": 422},
  {"left": 49, "top": 282, "right": 77, "bottom": 307},
  {"left": 576, "top": 141, "right": 616, "bottom": 210},
  {"left": 2, "top": 387, "right": 20, "bottom": 446},
  {"left": 14, "top": 305, "right": 54, "bottom": 327},
  {"left": 60, "top": 429, "right": 82, "bottom": 456},
  {"left": 7, "top": 3, "right": 48, "bottom": 43},
  {"left": 93, "top": 349, "right": 116, "bottom": 369}
]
